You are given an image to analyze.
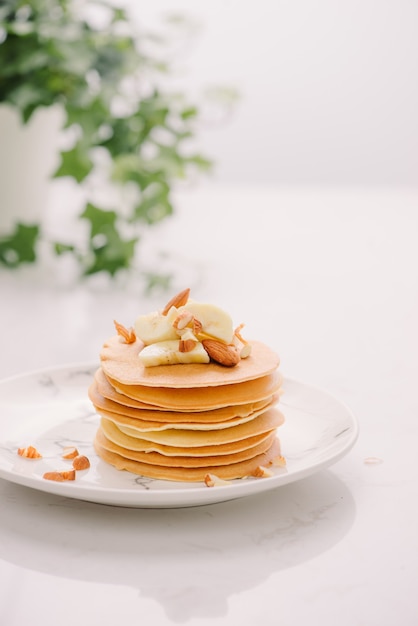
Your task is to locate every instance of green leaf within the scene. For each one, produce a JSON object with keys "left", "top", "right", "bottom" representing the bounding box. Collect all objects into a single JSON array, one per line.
[
  {"left": 80, "top": 203, "right": 137, "bottom": 275},
  {"left": 54, "top": 242, "right": 75, "bottom": 255},
  {"left": 65, "top": 99, "right": 111, "bottom": 137},
  {"left": 54, "top": 143, "right": 94, "bottom": 182},
  {"left": 111, "top": 8, "right": 129, "bottom": 23},
  {"left": 133, "top": 183, "right": 173, "bottom": 224},
  {"left": 180, "top": 106, "right": 198, "bottom": 120},
  {"left": 143, "top": 272, "right": 173, "bottom": 294},
  {"left": 84, "top": 228, "right": 138, "bottom": 276},
  {"left": 134, "top": 198, "right": 173, "bottom": 225},
  {"left": 80, "top": 203, "right": 117, "bottom": 236},
  {"left": 5, "top": 83, "right": 48, "bottom": 123},
  {"left": 0, "top": 222, "right": 39, "bottom": 267},
  {"left": 186, "top": 154, "right": 213, "bottom": 171}
]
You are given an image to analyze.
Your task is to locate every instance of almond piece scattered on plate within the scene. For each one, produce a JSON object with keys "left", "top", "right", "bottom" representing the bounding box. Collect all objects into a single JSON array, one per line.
[
  {"left": 72, "top": 455, "right": 90, "bottom": 470},
  {"left": 43, "top": 469, "right": 76, "bottom": 482},
  {"left": 204, "top": 473, "right": 231, "bottom": 487},
  {"left": 62, "top": 446, "right": 79, "bottom": 459},
  {"left": 17, "top": 445, "right": 42, "bottom": 459}
]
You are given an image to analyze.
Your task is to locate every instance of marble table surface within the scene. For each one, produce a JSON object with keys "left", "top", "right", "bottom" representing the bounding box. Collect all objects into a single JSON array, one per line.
[{"left": 0, "top": 184, "right": 417, "bottom": 625}]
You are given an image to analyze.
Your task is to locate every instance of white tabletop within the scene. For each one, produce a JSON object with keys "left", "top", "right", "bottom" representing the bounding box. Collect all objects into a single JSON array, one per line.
[{"left": 0, "top": 184, "right": 417, "bottom": 625}]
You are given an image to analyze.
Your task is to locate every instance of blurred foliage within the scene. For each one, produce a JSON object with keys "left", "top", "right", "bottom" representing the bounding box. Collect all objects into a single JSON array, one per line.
[
  {"left": 0, "top": 0, "right": 213, "bottom": 283},
  {"left": 0, "top": 222, "right": 39, "bottom": 266}
]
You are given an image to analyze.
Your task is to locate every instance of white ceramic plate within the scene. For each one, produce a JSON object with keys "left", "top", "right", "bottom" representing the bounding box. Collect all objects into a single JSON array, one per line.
[{"left": 0, "top": 364, "right": 358, "bottom": 508}]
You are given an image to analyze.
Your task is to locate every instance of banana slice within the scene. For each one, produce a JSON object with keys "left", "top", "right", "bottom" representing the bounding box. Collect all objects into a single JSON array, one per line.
[
  {"left": 178, "top": 302, "right": 234, "bottom": 344},
  {"left": 134, "top": 308, "right": 178, "bottom": 345},
  {"left": 138, "top": 340, "right": 210, "bottom": 367}
]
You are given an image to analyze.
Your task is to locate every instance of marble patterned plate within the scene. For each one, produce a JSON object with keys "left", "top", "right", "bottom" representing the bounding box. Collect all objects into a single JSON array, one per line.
[{"left": 0, "top": 364, "right": 358, "bottom": 508}]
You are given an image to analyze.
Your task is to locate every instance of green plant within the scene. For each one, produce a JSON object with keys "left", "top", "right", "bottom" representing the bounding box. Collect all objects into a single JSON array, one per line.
[{"left": 0, "top": 0, "right": 212, "bottom": 285}]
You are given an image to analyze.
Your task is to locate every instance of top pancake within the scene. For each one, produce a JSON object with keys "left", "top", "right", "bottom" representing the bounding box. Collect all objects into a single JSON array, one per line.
[{"left": 100, "top": 335, "right": 280, "bottom": 388}]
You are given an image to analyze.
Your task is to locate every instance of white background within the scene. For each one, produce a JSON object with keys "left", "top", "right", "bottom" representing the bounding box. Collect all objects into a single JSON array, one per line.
[{"left": 119, "top": 0, "right": 418, "bottom": 188}]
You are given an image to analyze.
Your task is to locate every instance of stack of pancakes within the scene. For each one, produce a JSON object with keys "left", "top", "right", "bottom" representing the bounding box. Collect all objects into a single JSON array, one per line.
[{"left": 91, "top": 335, "right": 284, "bottom": 482}]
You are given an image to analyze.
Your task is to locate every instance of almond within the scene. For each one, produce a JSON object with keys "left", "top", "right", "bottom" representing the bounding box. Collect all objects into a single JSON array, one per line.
[
  {"left": 17, "top": 445, "right": 42, "bottom": 459},
  {"left": 202, "top": 339, "right": 240, "bottom": 367},
  {"left": 173, "top": 310, "right": 194, "bottom": 330},
  {"left": 179, "top": 338, "right": 197, "bottom": 353},
  {"left": 62, "top": 446, "right": 79, "bottom": 459},
  {"left": 72, "top": 455, "right": 90, "bottom": 470},
  {"left": 43, "top": 469, "right": 76, "bottom": 482},
  {"left": 204, "top": 473, "right": 231, "bottom": 487},
  {"left": 233, "top": 323, "right": 252, "bottom": 358},
  {"left": 272, "top": 455, "right": 287, "bottom": 468},
  {"left": 161, "top": 288, "right": 190, "bottom": 315},
  {"left": 192, "top": 317, "right": 203, "bottom": 335},
  {"left": 252, "top": 465, "right": 274, "bottom": 478},
  {"left": 232, "top": 334, "right": 252, "bottom": 359},
  {"left": 114, "top": 320, "right": 136, "bottom": 344}
]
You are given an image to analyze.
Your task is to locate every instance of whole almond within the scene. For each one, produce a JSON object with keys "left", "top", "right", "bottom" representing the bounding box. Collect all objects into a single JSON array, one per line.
[
  {"left": 202, "top": 339, "right": 240, "bottom": 367},
  {"left": 161, "top": 288, "right": 190, "bottom": 315}
]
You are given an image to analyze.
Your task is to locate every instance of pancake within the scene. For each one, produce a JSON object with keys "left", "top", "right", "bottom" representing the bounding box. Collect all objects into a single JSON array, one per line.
[
  {"left": 94, "top": 368, "right": 173, "bottom": 412},
  {"left": 94, "top": 432, "right": 282, "bottom": 482},
  {"left": 92, "top": 403, "right": 276, "bottom": 432},
  {"left": 106, "top": 370, "right": 282, "bottom": 411},
  {"left": 100, "top": 336, "right": 279, "bottom": 388},
  {"left": 100, "top": 418, "right": 277, "bottom": 459},
  {"left": 90, "top": 375, "right": 278, "bottom": 423},
  {"left": 111, "top": 407, "right": 284, "bottom": 447}
]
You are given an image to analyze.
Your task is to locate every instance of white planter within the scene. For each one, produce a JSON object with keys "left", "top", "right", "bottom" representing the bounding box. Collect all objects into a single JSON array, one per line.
[{"left": 0, "top": 104, "right": 65, "bottom": 235}]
